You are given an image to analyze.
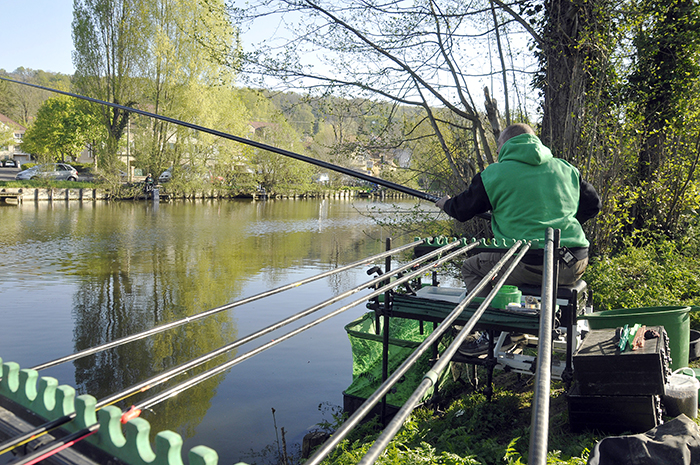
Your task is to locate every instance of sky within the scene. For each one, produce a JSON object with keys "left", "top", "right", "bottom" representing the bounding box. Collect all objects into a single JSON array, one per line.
[
  {"left": 1, "top": 1, "right": 76, "bottom": 74},
  {"left": 0, "top": 1, "right": 270, "bottom": 76}
]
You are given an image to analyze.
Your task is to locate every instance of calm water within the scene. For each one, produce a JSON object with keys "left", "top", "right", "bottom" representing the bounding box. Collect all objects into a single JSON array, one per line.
[{"left": 0, "top": 197, "right": 433, "bottom": 464}]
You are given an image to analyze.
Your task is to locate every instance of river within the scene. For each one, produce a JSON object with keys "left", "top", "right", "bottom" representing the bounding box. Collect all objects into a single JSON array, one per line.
[{"left": 0, "top": 197, "right": 438, "bottom": 464}]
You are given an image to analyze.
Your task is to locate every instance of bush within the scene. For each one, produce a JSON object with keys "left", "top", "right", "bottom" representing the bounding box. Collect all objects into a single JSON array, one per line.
[{"left": 585, "top": 239, "right": 700, "bottom": 321}]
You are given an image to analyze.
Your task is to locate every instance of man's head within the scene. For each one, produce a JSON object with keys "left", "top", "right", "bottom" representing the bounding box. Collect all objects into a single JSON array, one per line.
[{"left": 497, "top": 123, "right": 536, "bottom": 153}]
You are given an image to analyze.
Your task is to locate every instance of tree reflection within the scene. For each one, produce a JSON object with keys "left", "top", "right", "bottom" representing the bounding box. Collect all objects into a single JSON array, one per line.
[{"left": 63, "top": 199, "right": 393, "bottom": 444}]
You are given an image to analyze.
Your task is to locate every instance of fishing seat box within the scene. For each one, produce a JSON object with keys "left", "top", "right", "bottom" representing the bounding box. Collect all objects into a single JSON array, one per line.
[
  {"left": 573, "top": 325, "right": 670, "bottom": 396},
  {"left": 568, "top": 326, "right": 669, "bottom": 434}
]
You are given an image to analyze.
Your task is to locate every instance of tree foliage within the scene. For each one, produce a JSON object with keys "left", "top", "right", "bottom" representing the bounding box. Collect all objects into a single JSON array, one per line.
[
  {"left": 21, "top": 96, "right": 101, "bottom": 163},
  {"left": 130, "top": 0, "right": 244, "bottom": 179},
  {"left": 72, "top": 0, "right": 147, "bottom": 169},
  {"left": 625, "top": 0, "right": 700, "bottom": 238}
]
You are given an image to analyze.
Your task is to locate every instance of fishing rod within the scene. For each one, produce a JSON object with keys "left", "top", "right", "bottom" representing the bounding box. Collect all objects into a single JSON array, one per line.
[
  {"left": 307, "top": 240, "right": 529, "bottom": 465},
  {"left": 0, "top": 77, "right": 440, "bottom": 203},
  {"left": 0, "top": 238, "right": 454, "bottom": 457},
  {"left": 134, "top": 240, "right": 475, "bottom": 411},
  {"left": 7, "top": 239, "right": 475, "bottom": 465},
  {"left": 7, "top": 424, "right": 99, "bottom": 465},
  {"left": 30, "top": 239, "right": 422, "bottom": 371}
]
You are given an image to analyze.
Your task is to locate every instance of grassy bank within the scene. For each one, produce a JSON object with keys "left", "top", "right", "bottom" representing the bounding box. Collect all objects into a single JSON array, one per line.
[{"left": 318, "top": 364, "right": 700, "bottom": 465}]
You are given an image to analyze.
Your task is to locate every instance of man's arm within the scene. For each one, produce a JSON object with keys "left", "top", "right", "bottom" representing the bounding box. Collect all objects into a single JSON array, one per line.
[
  {"left": 576, "top": 179, "right": 602, "bottom": 224},
  {"left": 436, "top": 173, "right": 492, "bottom": 222}
]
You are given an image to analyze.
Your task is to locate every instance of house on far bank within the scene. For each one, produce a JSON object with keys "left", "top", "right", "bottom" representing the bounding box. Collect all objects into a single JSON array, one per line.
[{"left": 0, "top": 114, "right": 30, "bottom": 165}]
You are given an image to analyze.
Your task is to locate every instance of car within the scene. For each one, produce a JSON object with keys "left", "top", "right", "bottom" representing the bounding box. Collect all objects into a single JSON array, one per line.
[
  {"left": 158, "top": 166, "right": 223, "bottom": 184},
  {"left": 15, "top": 163, "right": 79, "bottom": 181},
  {"left": 2, "top": 159, "right": 19, "bottom": 168},
  {"left": 158, "top": 167, "right": 173, "bottom": 183}
]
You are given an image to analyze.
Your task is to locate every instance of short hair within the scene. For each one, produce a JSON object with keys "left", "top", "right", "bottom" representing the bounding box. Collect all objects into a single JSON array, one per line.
[{"left": 497, "top": 123, "right": 536, "bottom": 151}]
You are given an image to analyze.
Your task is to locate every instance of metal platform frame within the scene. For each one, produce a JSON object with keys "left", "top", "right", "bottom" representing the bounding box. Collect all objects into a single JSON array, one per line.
[{"left": 368, "top": 243, "right": 591, "bottom": 401}]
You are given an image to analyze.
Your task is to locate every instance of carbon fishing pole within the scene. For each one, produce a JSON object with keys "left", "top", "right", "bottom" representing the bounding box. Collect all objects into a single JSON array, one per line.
[
  {"left": 7, "top": 423, "right": 99, "bottom": 465},
  {"left": 132, "top": 239, "right": 478, "bottom": 411},
  {"left": 0, "top": 238, "right": 450, "bottom": 457},
  {"left": 6, "top": 239, "right": 475, "bottom": 464},
  {"left": 30, "top": 239, "right": 422, "bottom": 371},
  {"left": 307, "top": 240, "right": 529, "bottom": 465},
  {"left": 0, "top": 77, "right": 440, "bottom": 203}
]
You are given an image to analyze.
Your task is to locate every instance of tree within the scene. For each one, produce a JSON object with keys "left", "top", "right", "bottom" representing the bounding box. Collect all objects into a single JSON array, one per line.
[
  {"left": 131, "top": 0, "right": 244, "bottom": 179},
  {"left": 72, "top": 0, "right": 147, "bottom": 170},
  {"left": 21, "top": 96, "right": 100, "bottom": 163},
  {"left": 0, "top": 122, "right": 14, "bottom": 150},
  {"left": 626, "top": 0, "right": 700, "bottom": 236}
]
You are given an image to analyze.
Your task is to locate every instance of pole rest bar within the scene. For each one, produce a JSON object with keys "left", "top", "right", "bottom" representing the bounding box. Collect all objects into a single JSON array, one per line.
[
  {"left": 415, "top": 236, "right": 542, "bottom": 249},
  {"left": 0, "top": 359, "right": 218, "bottom": 465}
]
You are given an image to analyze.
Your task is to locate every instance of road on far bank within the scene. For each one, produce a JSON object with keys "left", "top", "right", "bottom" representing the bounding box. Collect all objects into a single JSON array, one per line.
[{"left": 0, "top": 167, "right": 20, "bottom": 181}]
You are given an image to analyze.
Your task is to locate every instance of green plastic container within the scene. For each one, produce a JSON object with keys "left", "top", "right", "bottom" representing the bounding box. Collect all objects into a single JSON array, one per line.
[
  {"left": 492, "top": 285, "right": 522, "bottom": 309},
  {"left": 579, "top": 306, "right": 690, "bottom": 370}
]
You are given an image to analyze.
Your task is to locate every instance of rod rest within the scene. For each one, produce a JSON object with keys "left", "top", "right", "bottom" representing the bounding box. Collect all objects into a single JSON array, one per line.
[{"left": 0, "top": 359, "right": 220, "bottom": 465}]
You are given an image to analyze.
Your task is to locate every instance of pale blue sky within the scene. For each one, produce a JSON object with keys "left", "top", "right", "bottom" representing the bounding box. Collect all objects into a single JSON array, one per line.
[
  {"left": 1, "top": 1, "right": 75, "bottom": 74},
  {"left": 0, "top": 1, "right": 268, "bottom": 76}
]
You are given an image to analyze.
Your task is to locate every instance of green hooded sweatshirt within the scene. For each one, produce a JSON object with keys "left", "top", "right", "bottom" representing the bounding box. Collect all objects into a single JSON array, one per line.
[{"left": 480, "top": 133, "right": 589, "bottom": 249}]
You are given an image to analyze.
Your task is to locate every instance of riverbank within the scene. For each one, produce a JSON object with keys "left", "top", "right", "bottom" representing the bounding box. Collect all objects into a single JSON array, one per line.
[{"left": 0, "top": 185, "right": 414, "bottom": 203}]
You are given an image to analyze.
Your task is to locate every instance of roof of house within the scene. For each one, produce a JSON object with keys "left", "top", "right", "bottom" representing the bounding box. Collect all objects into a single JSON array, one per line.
[
  {"left": 249, "top": 121, "right": 278, "bottom": 130},
  {"left": 0, "top": 114, "right": 26, "bottom": 132}
]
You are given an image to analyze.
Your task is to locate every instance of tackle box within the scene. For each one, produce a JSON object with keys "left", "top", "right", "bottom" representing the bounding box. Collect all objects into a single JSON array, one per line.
[{"left": 573, "top": 325, "right": 671, "bottom": 396}]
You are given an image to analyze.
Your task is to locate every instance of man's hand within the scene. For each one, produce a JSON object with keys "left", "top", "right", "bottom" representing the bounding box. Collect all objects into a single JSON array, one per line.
[{"left": 435, "top": 195, "right": 450, "bottom": 210}]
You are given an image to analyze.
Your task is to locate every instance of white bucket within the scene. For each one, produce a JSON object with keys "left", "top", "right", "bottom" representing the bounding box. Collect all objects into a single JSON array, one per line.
[{"left": 664, "top": 368, "right": 700, "bottom": 418}]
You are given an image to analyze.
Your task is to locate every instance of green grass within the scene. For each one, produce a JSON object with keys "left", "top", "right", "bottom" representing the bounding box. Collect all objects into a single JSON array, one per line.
[
  {"left": 316, "top": 364, "right": 700, "bottom": 465},
  {"left": 318, "top": 371, "right": 600, "bottom": 465}
]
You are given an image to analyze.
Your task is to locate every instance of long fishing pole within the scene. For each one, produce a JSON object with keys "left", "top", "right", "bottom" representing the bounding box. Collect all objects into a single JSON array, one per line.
[
  {"left": 29, "top": 239, "right": 422, "bottom": 371},
  {"left": 6, "top": 240, "right": 474, "bottom": 465},
  {"left": 8, "top": 423, "right": 99, "bottom": 465},
  {"left": 134, "top": 239, "right": 476, "bottom": 411},
  {"left": 0, "top": 77, "right": 440, "bottom": 203},
  {"left": 0, "top": 238, "right": 454, "bottom": 457}
]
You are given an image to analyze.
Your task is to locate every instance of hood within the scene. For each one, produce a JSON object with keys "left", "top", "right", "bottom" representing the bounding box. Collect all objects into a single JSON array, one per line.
[{"left": 497, "top": 133, "right": 552, "bottom": 166}]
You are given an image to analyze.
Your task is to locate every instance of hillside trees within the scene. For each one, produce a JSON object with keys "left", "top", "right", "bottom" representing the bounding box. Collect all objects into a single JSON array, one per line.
[{"left": 0, "top": 68, "right": 71, "bottom": 126}]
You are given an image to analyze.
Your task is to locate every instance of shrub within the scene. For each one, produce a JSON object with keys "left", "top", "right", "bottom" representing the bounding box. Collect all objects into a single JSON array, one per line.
[{"left": 585, "top": 239, "right": 700, "bottom": 324}]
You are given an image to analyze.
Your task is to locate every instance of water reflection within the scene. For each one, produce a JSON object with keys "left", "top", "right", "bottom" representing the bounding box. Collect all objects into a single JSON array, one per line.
[{"left": 0, "top": 198, "right": 423, "bottom": 462}]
